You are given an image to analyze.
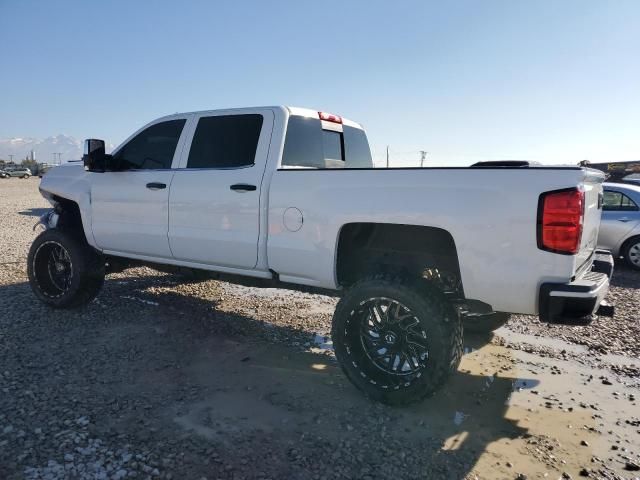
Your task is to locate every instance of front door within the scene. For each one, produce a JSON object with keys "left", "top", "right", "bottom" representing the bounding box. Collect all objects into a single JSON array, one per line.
[
  {"left": 90, "top": 117, "right": 190, "bottom": 259},
  {"left": 168, "top": 109, "right": 274, "bottom": 269}
]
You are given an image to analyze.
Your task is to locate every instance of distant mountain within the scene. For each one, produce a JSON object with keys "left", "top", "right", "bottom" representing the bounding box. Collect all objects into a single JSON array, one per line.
[{"left": 0, "top": 135, "right": 83, "bottom": 163}]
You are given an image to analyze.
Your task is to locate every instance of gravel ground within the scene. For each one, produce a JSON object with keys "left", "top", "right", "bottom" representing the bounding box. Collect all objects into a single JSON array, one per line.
[
  {"left": 508, "top": 266, "right": 640, "bottom": 358},
  {"left": 1, "top": 178, "right": 639, "bottom": 480}
]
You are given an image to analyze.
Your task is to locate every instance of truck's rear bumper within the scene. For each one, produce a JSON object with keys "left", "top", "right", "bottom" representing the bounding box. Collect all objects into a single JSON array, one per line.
[{"left": 539, "top": 250, "right": 614, "bottom": 325}]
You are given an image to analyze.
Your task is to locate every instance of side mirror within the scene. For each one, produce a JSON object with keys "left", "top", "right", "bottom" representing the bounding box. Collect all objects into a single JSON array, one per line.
[{"left": 83, "top": 139, "right": 111, "bottom": 172}]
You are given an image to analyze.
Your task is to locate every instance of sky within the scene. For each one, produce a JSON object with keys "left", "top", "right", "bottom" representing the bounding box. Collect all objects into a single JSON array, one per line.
[{"left": 0, "top": 0, "right": 639, "bottom": 166}]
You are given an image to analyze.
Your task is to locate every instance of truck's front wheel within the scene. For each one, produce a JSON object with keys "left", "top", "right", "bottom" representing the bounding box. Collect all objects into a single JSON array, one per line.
[
  {"left": 27, "top": 229, "right": 105, "bottom": 308},
  {"left": 331, "top": 275, "right": 462, "bottom": 405}
]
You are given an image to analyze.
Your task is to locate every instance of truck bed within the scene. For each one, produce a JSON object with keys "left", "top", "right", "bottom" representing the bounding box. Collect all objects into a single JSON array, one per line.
[{"left": 266, "top": 166, "right": 605, "bottom": 315}]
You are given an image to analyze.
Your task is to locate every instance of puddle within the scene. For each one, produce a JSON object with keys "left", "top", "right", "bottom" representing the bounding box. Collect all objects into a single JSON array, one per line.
[
  {"left": 120, "top": 295, "right": 159, "bottom": 306},
  {"left": 311, "top": 333, "right": 333, "bottom": 352},
  {"left": 496, "top": 328, "right": 588, "bottom": 355},
  {"left": 497, "top": 328, "right": 640, "bottom": 372},
  {"left": 601, "top": 352, "right": 640, "bottom": 367},
  {"left": 511, "top": 378, "right": 538, "bottom": 391},
  {"left": 436, "top": 341, "right": 638, "bottom": 479},
  {"left": 453, "top": 411, "right": 467, "bottom": 426},
  {"left": 169, "top": 318, "right": 638, "bottom": 480}
]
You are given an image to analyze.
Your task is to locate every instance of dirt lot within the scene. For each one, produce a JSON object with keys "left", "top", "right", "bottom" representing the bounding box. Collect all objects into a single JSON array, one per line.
[{"left": 1, "top": 178, "right": 639, "bottom": 480}]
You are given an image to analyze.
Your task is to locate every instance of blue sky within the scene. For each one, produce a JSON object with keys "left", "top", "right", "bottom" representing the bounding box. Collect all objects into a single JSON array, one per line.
[{"left": 1, "top": 0, "right": 638, "bottom": 166}]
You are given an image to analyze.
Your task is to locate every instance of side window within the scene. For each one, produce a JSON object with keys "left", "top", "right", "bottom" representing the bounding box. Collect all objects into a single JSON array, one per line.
[
  {"left": 281, "top": 116, "right": 346, "bottom": 169},
  {"left": 281, "top": 116, "right": 324, "bottom": 168},
  {"left": 321, "top": 130, "right": 344, "bottom": 168},
  {"left": 603, "top": 190, "right": 639, "bottom": 211},
  {"left": 343, "top": 125, "right": 373, "bottom": 168},
  {"left": 113, "top": 119, "right": 185, "bottom": 170},
  {"left": 187, "top": 114, "right": 263, "bottom": 169}
]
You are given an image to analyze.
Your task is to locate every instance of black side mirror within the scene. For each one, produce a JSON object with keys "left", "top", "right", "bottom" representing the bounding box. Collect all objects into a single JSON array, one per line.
[{"left": 83, "top": 139, "right": 112, "bottom": 172}]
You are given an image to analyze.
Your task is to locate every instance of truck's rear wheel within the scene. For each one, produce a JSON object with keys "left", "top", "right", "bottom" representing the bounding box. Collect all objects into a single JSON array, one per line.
[
  {"left": 331, "top": 275, "right": 462, "bottom": 405},
  {"left": 28, "top": 229, "right": 105, "bottom": 308}
]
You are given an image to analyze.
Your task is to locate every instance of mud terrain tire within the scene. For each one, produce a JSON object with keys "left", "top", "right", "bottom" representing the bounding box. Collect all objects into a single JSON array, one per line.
[
  {"left": 332, "top": 275, "right": 463, "bottom": 405},
  {"left": 28, "top": 229, "right": 105, "bottom": 308}
]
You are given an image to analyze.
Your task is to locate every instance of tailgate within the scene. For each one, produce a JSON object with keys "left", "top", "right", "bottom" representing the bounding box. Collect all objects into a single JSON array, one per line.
[{"left": 574, "top": 169, "right": 605, "bottom": 275}]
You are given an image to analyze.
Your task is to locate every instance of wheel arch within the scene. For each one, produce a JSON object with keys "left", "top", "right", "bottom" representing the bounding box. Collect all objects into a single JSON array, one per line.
[
  {"left": 335, "top": 222, "right": 464, "bottom": 297},
  {"left": 46, "top": 193, "right": 98, "bottom": 248}
]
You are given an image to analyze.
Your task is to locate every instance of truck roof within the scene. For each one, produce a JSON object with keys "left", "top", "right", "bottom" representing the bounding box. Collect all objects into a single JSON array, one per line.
[{"left": 157, "top": 106, "right": 365, "bottom": 130}]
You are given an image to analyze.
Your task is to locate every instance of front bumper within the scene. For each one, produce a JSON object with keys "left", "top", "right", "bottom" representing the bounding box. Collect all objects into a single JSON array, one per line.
[{"left": 539, "top": 250, "right": 615, "bottom": 325}]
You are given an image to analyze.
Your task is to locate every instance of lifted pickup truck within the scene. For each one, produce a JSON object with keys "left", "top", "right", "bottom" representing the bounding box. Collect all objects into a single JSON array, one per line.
[{"left": 29, "top": 106, "right": 613, "bottom": 405}]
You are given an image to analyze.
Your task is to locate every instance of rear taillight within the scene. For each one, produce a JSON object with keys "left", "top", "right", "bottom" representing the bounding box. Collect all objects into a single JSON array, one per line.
[{"left": 537, "top": 188, "right": 584, "bottom": 255}]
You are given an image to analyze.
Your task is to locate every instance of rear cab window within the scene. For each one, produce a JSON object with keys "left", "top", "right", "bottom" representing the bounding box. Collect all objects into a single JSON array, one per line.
[{"left": 281, "top": 113, "right": 372, "bottom": 169}]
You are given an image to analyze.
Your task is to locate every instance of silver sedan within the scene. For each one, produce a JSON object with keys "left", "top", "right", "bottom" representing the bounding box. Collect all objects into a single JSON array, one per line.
[{"left": 597, "top": 182, "right": 640, "bottom": 269}]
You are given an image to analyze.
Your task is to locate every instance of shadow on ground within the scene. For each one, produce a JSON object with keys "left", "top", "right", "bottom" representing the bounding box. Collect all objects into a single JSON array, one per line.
[
  {"left": 611, "top": 260, "right": 640, "bottom": 288},
  {"left": 0, "top": 271, "right": 537, "bottom": 479}
]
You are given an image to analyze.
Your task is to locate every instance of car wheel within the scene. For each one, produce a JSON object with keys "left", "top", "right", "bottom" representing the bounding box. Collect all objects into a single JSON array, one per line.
[
  {"left": 462, "top": 311, "right": 510, "bottom": 333},
  {"left": 331, "top": 274, "right": 462, "bottom": 405},
  {"left": 22, "top": 174, "right": 29, "bottom": 179},
  {"left": 622, "top": 235, "right": 640, "bottom": 270},
  {"left": 27, "top": 229, "right": 105, "bottom": 308}
]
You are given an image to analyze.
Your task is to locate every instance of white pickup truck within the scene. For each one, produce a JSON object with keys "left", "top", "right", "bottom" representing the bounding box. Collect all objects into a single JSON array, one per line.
[{"left": 29, "top": 106, "right": 614, "bottom": 405}]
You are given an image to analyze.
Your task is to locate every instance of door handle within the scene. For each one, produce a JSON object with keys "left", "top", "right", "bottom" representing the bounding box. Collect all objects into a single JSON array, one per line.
[
  {"left": 146, "top": 182, "right": 167, "bottom": 190},
  {"left": 230, "top": 183, "right": 257, "bottom": 192},
  {"left": 617, "top": 218, "right": 630, "bottom": 222}
]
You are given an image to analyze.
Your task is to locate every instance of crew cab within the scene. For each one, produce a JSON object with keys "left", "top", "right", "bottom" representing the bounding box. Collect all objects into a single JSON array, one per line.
[{"left": 28, "top": 106, "right": 613, "bottom": 405}]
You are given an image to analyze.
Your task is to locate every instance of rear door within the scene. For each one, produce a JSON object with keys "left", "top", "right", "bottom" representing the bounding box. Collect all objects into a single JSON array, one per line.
[{"left": 168, "top": 109, "right": 274, "bottom": 269}]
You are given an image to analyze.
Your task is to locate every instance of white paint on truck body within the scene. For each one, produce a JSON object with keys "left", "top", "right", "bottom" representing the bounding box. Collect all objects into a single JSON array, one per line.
[
  {"left": 267, "top": 166, "right": 603, "bottom": 314},
  {"left": 39, "top": 106, "right": 605, "bottom": 316}
]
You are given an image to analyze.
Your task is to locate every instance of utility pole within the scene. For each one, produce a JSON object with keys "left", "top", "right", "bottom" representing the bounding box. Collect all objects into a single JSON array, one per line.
[
  {"left": 8, "top": 154, "right": 14, "bottom": 163},
  {"left": 386, "top": 146, "right": 390, "bottom": 168},
  {"left": 419, "top": 150, "right": 428, "bottom": 168}
]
